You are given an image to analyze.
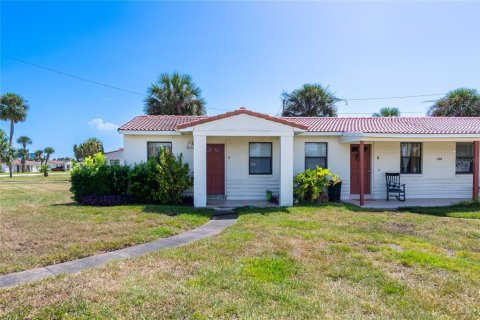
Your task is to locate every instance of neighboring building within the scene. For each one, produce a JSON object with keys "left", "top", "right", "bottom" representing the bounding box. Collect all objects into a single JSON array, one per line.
[
  {"left": 48, "top": 160, "right": 73, "bottom": 171},
  {"left": 104, "top": 148, "right": 124, "bottom": 165},
  {"left": 0, "top": 159, "right": 72, "bottom": 173},
  {"left": 118, "top": 108, "right": 480, "bottom": 207},
  {"left": 7, "top": 160, "right": 42, "bottom": 173}
]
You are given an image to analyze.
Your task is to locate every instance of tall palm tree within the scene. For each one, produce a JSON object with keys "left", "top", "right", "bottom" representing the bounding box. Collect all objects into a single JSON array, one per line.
[
  {"left": 17, "top": 136, "right": 32, "bottom": 172},
  {"left": 428, "top": 88, "right": 480, "bottom": 117},
  {"left": 34, "top": 149, "right": 44, "bottom": 166},
  {"left": 145, "top": 72, "right": 206, "bottom": 115},
  {"left": 0, "top": 93, "right": 29, "bottom": 145},
  {"left": 0, "top": 129, "right": 16, "bottom": 178},
  {"left": 44, "top": 147, "right": 55, "bottom": 164},
  {"left": 0, "top": 93, "right": 29, "bottom": 176},
  {"left": 372, "top": 107, "right": 401, "bottom": 117},
  {"left": 281, "top": 84, "right": 339, "bottom": 117}
]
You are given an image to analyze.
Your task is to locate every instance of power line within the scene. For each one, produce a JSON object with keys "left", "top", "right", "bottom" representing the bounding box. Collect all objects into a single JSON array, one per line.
[
  {"left": 340, "top": 93, "right": 444, "bottom": 101},
  {"left": 2, "top": 54, "right": 146, "bottom": 96},
  {"left": 2, "top": 54, "right": 444, "bottom": 112}
]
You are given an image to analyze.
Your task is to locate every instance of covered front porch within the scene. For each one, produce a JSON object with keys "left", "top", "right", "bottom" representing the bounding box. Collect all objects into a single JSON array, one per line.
[
  {"left": 176, "top": 109, "right": 308, "bottom": 207},
  {"left": 342, "top": 135, "right": 480, "bottom": 206}
]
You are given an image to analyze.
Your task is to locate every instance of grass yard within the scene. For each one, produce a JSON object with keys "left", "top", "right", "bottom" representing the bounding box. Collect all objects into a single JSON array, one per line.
[
  {"left": 1, "top": 203, "right": 479, "bottom": 319},
  {"left": 0, "top": 175, "right": 212, "bottom": 275}
]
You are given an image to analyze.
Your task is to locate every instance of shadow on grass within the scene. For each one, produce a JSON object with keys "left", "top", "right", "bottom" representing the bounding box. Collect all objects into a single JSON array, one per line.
[
  {"left": 141, "top": 204, "right": 214, "bottom": 218},
  {"left": 236, "top": 201, "right": 480, "bottom": 220},
  {"left": 398, "top": 201, "right": 480, "bottom": 219}
]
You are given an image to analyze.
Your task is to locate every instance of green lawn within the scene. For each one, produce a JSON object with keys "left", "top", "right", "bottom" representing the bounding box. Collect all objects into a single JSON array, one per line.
[
  {"left": 0, "top": 175, "right": 212, "bottom": 275},
  {"left": 1, "top": 202, "right": 479, "bottom": 319}
]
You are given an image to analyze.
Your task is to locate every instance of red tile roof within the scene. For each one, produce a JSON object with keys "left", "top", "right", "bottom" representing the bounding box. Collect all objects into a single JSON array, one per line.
[
  {"left": 119, "top": 115, "right": 207, "bottom": 131},
  {"left": 176, "top": 107, "right": 309, "bottom": 130},
  {"left": 118, "top": 109, "right": 480, "bottom": 135},
  {"left": 281, "top": 117, "right": 480, "bottom": 134}
]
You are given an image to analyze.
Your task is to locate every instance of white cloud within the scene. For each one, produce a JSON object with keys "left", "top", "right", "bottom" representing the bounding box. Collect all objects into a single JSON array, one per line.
[{"left": 88, "top": 118, "right": 119, "bottom": 134}]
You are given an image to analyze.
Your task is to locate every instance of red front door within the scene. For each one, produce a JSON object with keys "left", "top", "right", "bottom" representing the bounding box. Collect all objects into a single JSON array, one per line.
[
  {"left": 207, "top": 144, "right": 225, "bottom": 195},
  {"left": 350, "top": 144, "right": 371, "bottom": 194}
]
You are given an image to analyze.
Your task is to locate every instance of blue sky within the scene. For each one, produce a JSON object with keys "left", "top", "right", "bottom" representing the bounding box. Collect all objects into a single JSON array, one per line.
[{"left": 1, "top": 1, "right": 479, "bottom": 157}]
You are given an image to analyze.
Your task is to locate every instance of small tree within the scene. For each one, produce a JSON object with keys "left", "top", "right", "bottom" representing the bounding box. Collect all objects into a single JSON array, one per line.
[
  {"left": 73, "top": 138, "right": 104, "bottom": 161},
  {"left": 16, "top": 136, "right": 32, "bottom": 172}
]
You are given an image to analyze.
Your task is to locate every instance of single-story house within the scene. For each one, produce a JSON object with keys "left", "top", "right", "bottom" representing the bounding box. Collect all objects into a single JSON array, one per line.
[
  {"left": 0, "top": 159, "right": 73, "bottom": 173},
  {"left": 104, "top": 148, "right": 124, "bottom": 165},
  {"left": 1, "top": 160, "right": 42, "bottom": 173},
  {"left": 118, "top": 107, "right": 480, "bottom": 207}
]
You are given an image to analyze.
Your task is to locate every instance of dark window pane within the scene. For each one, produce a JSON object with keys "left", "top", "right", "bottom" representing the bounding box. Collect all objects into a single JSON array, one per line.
[
  {"left": 305, "top": 143, "right": 327, "bottom": 157},
  {"left": 305, "top": 157, "right": 326, "bottom": 170},
  {"left": 249, "top": 143, "right": 271, "bottom": 157},
  {"left": 457, "top": 143, "right": 473, "bottom": 157},
  {"left": 249, "top": 158, "right": 271, "bottom": 174},
  {"left": 148, "top": 142, "right": 172, "bottom": 159},
  {"left": 401, "top": 157, "right": 421, "bottom": 174},
  {"left": 456, "top": 158, "right": 473, "bottom": 173}
]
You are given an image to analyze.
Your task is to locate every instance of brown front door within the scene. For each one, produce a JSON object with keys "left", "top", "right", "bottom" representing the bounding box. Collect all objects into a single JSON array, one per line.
[
  {"left": 207, "top": 144, "right": 225, "bottom": 195},
  {"left": 350, "top": 144, "right": 371, "bottom": 194}
]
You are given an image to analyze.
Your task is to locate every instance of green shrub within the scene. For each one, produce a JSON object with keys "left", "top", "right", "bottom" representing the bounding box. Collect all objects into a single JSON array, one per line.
[
  {"left": 70, "top": 153, "right": 130, "bottom": 202},
  {"left": 130, "top": 151, "right": 193, "bottom": 204},
  {"left": 129, "top": 160, "right": 161, "bottom": 203},
  {"left": 71, "top": 150, "right": 193, "bottom": 205},
  {"left": 294, "top": 166, "right": 336, "bottom": 203}
]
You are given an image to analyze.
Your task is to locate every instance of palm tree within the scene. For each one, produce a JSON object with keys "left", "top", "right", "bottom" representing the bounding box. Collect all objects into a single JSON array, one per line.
[
  {"left": 0, "top": 93, "right": 29, "bottom": 176},
  {"left": 44, "top": 147, "right": 55, "bottom": 164},
  {"left": 372, "top": 107, "right": 401, "bottom": 117},
  {"left": 428, "top": 88, "right": 480, "bottom": 117},
  {"left": 34, "top": 149, "right": 44, "bottom": 166},
  {"left": 145, "top": 72, "right": 206, "bottom": 115},
  {"left": 0, "top": 93, "right": 29, "bottom": 145},
  {"left": 17, "top": 136, "right": 32, "bottom": 172},
  {"left": 281, "top": 84, "right": 339, "bottom": 117},
  {"left": 42, "top": 147, "right": 55, "bottom": 177},
  {"left": 0, "top": 129, "right": 16, "bottom": 178}
]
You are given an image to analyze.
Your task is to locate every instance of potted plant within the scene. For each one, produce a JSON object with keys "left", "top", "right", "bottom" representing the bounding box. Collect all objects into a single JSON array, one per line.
[
  {"left": 328, "top": 174, "right": 342, "bottom": 202},
  {"left": 266, "top": 190, "right": 273, "bottom": 201}
]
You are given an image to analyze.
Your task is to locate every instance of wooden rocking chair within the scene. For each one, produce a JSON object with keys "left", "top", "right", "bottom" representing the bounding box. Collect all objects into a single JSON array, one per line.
[{"left": 385, "top": 172, "right": 406, "bottom": 201}]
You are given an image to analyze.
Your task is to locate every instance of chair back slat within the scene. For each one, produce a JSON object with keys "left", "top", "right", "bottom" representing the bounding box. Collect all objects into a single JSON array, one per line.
[{"left": 386, "top": 172, "right": 401, "bottom": 188}]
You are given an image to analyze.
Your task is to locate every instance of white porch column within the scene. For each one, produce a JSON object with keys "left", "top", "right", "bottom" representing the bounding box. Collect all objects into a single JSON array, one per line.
[
  {"left": 280, "top": 134, "right": 294, "bottom": 206},
  {"left": 193, "top": 133, "right": 207, "bottom": 207}
]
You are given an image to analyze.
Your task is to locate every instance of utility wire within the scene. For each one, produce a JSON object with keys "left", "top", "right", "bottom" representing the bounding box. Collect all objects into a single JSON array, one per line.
[
  {"left": 2, "top": 54, "right": 442, "bottom": 114},
  {"left": 2, "top": 54, "right": 146, "bottom": 96}
]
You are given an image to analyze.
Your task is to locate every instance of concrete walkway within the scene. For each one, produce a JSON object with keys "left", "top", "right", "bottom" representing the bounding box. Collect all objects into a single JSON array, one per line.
[{"left": 0, "top": 212, "right": 237, "bottom": 289}]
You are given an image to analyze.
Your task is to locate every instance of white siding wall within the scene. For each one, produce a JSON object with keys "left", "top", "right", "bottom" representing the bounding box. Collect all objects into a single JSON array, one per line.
[
  {"left": 293, "top": 136, "right": 351, "bottom": 200},
  {"left": 123, "top": 133, "right": 478, "bottom": 201},
  {"left": 123, "top": 134, "right": 280, "bottom": 200},
  {"left": 123, "top": 135, "right": 193, "bottom": 166},
  {"left": 208, "top": 136, "right": 280, "bottom": 200},
  {"left": 372, "top": 141, "right": 476, "bottom": 199}
]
